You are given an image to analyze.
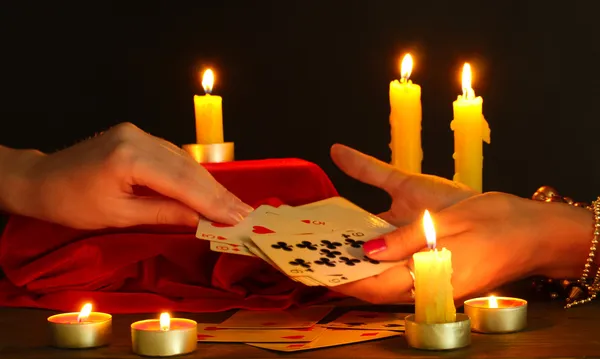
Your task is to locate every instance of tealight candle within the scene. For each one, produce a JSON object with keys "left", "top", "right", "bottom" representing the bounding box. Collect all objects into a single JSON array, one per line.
[
  {"left": 464, "top": 295, "right": 527, "bottom": 333},
  {"left": 47, "top": 303, "right": 112, "bottom": 349},
  {"left": 131, "top": 312, "right": 197, "bottom": 357}
]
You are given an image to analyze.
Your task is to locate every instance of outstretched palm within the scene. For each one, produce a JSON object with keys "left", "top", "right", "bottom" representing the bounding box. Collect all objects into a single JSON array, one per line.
[{"left": 330, "top": 144, "right": 476, "bottom": 226}]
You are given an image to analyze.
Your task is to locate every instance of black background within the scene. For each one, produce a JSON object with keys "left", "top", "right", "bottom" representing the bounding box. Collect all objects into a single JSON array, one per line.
[{"left": 1, "top": 1, "right": 599, "bottom": 214}]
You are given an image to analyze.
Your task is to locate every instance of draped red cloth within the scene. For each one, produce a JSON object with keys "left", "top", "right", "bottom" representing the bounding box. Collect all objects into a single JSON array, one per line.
[{"left": 0, "top": 158, "right": 343, "bottom": 313}]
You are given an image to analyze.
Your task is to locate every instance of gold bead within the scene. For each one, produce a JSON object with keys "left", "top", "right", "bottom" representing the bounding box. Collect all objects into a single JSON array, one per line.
[
  {"left": 564, "top": 197, "right": 575, "bottom": 205},
  {"left": 533, "top": 186, "right": 559, "bottom": 201}
]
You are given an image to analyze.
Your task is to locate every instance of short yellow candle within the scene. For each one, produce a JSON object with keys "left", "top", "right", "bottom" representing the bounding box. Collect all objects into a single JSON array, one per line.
[
  {"left": 389, "top": 54, "right": 422, "bottom": 173},
  {"left": 413, "top": 210, "right": 456, "bottom": 324},
  {"left": 194, "top": 69, "right": 224, "bottom": 144},
  {"left": 451, "top": 63, "right": 491, "bottom": 192}
]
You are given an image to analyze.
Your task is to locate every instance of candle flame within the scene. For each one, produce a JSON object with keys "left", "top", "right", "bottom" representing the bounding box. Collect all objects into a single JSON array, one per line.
[
  {"left": 400, "top": 54, "right": 413, "bottom": 81},
  {"left": 77, "top": 303, "right": 92, "bottom": 322},
  {"left": 488, "top": 295, "right": 498, "bottom": 308},
  {"left": 202, "top": 69, "right": 215, "bottom": 94},
  {"left": 422, "top": 210, "right": 436, "bottom": 249},
  {"left": 160, "top": 312, "right": 171, "bottom": 331},
  {"left": 461, "top": 63, "right": 475, "bottom": 99}
]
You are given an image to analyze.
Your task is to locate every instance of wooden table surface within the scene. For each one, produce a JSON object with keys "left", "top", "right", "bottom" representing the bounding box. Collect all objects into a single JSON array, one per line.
[{"left": 1, "top": 298, "right": 599, "bottom": 359}]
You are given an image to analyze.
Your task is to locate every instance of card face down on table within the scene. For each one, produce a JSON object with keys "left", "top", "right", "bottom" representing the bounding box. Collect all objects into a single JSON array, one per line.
[
  {"left": 195, "top": 307, "right": 404, "bottom": 352},
  {"left": 196, "top": 196, "right": 406, "bottom": 287}
]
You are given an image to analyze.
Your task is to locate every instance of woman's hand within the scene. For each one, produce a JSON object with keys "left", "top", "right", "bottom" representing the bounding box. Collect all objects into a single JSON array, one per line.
[
  {"left": 333, "top": 192, "right": 594, "bottom": 304},
  {"left": 330, "top": 144, "right": 594, "bottom": 304},
  {"left": 1, "top": 122, "right": 253, "bottom": 229},
  {"left": 331, "top": 144, "right": 476, "bottom": 226}
]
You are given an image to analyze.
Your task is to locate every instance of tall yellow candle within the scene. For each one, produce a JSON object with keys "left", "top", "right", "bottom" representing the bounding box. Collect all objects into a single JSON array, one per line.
[
  {"left": 194, "top": 69, "right": 224, "bottom": 144},
  {"left": 413, "top": 210, "right": 456, "bottom": 324},
  {"left": 451, "top": 63, "right": 491, "bottom": 192},
  {"left": 389, "top": 54, "right": 422, "bottom": 173}
]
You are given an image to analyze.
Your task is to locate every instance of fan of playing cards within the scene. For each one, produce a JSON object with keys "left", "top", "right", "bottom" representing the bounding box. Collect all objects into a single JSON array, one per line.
[
  {"left": 196, "top": 306, "right": 408, "bottom": 352},
  {"left": 196, "top": 197, "right": 404, "bottom": 287}
]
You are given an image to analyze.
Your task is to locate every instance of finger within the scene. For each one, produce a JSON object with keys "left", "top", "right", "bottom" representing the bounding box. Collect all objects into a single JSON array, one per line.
[
  {"left": 364, "top": 209, "right": 467, "bottom": 261},
  {"left": 132, "top": 155, "right": 253, "bottom": 225},
  {"left": 120, "top": 197, "right": 201, "bottom": 227},
  {"left": 330, "top": 144, "right": 409, "bottom": 194},
  {"left": 106, "top": 124, "right": 254, "bottom": 225},
  {"left": 332, "top": 264, "right": 414, "bottom": 304},
  {"left": 363, "top": 220, "right": 427, "bottom": 261}
]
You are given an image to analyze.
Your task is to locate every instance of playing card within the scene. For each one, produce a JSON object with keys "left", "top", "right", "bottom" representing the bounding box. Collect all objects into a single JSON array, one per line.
[
  {"left": 218, "top": 306, "right": 334, "bottom": 329},
  {"left": 323, "top": 311, "right": 409, "bottom": 331},
  {"left": 196, "top": 324, "right": 325, "bottom": 343},
  {"left": 246, "top": 328, "right": 400, "bottom": 352},
  {"left": 250, "top": 229, "right": 405, "bottom": 286},
  {"left": 303, "top": 205, "right": 395, "bottom": 234},
  {"left": 209, "top": 241, "right": 255, "bottom": 257},
  {"left": 241, "top": 241, "right": 321, "bottom": 286},
  {"left": 298, "top": 197, "right": 363, "bottom": 211},
  {"left": 196, "top": 205, "right": 282, "bottom": 246}
]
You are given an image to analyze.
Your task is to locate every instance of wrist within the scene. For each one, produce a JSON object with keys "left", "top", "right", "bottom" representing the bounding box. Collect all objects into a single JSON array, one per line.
[
  {"left": 0, "top": 146, "right": 45, "bottom": 216},
  {"left": 533, "top": 200, "right": 595, "bottom": 279}
]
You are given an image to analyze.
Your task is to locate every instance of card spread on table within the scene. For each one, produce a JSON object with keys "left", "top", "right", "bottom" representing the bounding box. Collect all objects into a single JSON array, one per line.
[
  {"left": 196, "top": 309, "right": 406, "bottom": 352},
  {"left": 196, "top": 196, "right": 402, "bottom": 287},
  {"left": 218, "top": 306, "right": 334, "bottom": 329},
  {"left": 246, "top": 328, "right": 400, "bottom": 352},
  {"left": 323, "top": 311, "right": 409, "bottom": 331},
  {"left": 196, "top": 324, "right": 326, "bottom": 342}
]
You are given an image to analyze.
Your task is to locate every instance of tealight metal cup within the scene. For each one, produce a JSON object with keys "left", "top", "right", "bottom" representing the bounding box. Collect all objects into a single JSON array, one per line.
[
  {"left": 47, "top": 312, "right": 112, "bottom": 349},
  {"left": 182, "top": 142, "right": 234, "bottom": 163},
  {"left": 131, "top": 318, "right": 197, "bottom": 357},
  {"left": 404, "top": 313, "right": 471, "bottom": 350},
  {"left": 464, "top": 297, "right": 527, "bottom": 333}
]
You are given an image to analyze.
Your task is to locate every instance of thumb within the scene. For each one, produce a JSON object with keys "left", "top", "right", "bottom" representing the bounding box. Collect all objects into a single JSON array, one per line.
[{"left": 120, "top": 198, "right": 201, "bottom": 227}]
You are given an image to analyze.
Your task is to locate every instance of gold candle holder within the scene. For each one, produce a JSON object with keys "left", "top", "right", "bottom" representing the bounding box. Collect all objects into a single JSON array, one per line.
[
  {"left": 131, "top": 312, "right": 197, "bottom": 357},
  {"left": 182, "top": 142, "right": 234, "bottom": 163},
  {"left": 47, "top": 303, "right": 111, "bottom": 349},
  {"left": 404, "top": 313, "right": 471, "bottom": 350},
  {"left": 464, "top": 296, "right": 527, "bottom": 333}
]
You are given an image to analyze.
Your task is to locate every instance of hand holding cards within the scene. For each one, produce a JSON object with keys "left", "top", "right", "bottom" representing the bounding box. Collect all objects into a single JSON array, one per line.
[{"left": 196, "top": 197, "right": 405, "bottom": 287}]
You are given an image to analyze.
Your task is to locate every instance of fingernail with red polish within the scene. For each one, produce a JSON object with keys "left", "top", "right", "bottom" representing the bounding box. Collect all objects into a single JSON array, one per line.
[{"left": 363, "top": 237, "right": 387, "bottom": 256}]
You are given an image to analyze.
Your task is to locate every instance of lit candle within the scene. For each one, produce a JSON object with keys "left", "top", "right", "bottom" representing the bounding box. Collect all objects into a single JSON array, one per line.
[
  {"left": 413, "top": 210, "right": 456, "bottom": 324},
  {"left": 464, "top": 295, "right": 527, "bottom": 333},
  {"left": 451, "top": 63, "right": 491, "bottom": 192},
  {"left": 389, "top": 53, "right": 422, "bottom": 173},
  {"left": 47, "top": 303, "right": 112, "bottom": 349},
  {"left": 194, "top": 69, "right": 224, "bottom": 144},
  {"left": 131, "top": 312, "right": 197, "bottom": 357}
]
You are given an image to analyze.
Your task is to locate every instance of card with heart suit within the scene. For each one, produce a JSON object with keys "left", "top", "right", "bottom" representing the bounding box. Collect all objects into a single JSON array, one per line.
[
  {"left": 196, "top": 205, "right": 281, "bottom": 246},
  {"left": 196, "top": 205, "right": 338, "bottom": 248},
  {"left": 246, "top": 328, "right": 400, "bottom": 352},
  {"left": 218, "top": 306, "right": 334, "bottom": 329},
  {"left": 196, "top": 324, "right": 325, "bottom": 343},
  {"left": 209, "top": 241, "right": 254, "bottom": 257},
  {"left": 250, "top": 229, "right": 405, "bottom": 287},
  {"left": 323, "top": 311, "right": 409, "bottom": 331}
]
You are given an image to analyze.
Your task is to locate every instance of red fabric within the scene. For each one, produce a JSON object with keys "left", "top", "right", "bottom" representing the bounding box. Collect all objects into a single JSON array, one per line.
[{"left": 0, "top": 158, "right": 343, "bottom": 313}]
